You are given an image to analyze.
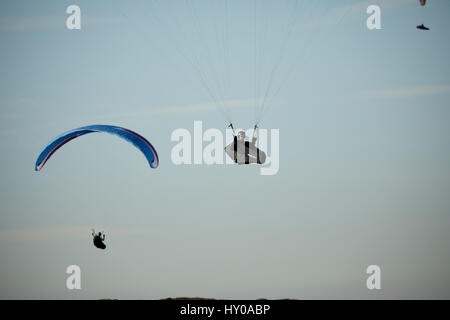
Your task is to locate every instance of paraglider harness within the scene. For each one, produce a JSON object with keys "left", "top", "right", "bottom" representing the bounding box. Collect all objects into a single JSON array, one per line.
[
  {"left": 91, "top": 229, "right": 106, "bottom": 250},
  {"left": 226, "top": 123, "right": 261, "bottom": 164}
]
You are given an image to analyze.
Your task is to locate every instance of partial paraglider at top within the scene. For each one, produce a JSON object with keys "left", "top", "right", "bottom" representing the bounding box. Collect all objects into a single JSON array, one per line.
[
  {"left": 35, "top": 125, "right": 159, "bottom": 171},
  {"left": 417, "top": 0, "right": 429, "bottom": 30}
]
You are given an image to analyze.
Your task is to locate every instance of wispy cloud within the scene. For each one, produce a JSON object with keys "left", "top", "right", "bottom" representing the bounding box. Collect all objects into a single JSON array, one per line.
[
  {"left": 0, "top": 226, "right": 89, "bottom": 243},
  {"left": 0, "top": 14, "right": 64, "bottom": 32},
  {"left": 0, "top": 226, "right": 155, "bottom": 243},
  {"left": 313, "top": 0, "right": 412, "bottom": 28},
  {"left": 363, "top": 84, "right": 450, "bottom": 99},
  {"left": 0, "top": 15, "right": 121, "bottom": 32},
  {"left": 115, "top": 98, "right": 262, "bottom": 118}
]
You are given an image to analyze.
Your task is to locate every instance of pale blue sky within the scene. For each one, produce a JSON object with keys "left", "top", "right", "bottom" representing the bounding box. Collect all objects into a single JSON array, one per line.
[{"left": 1, "top": 0, "right": 450, "bottom": 299}]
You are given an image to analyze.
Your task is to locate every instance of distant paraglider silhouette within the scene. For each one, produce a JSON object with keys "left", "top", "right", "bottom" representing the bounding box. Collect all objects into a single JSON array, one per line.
[
  {"left": 416, "top": 24, "right": 429, "bottom": 30},
  {"left": 35, "top": 125, "right": 158, "bottom": 253},
  {"left": 91, "top": 230, "right": 106, "bottom": 250}
]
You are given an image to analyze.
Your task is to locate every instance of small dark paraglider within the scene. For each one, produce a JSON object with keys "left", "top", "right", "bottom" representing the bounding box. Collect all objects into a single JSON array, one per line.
[
  {"left": 224, "top": 124, "right": 266, "bottom": 165},
  {"left": 416, "top": 24, "right": 429, "bottom": 30},
  {"left": 91, "top": 230, "right": 106, "bottom": 250}
]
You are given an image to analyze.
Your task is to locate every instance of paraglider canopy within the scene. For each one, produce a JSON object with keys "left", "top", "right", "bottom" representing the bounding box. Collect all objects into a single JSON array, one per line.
[{"left": 35, "top": 125, "right": 159, "bottom": 171}]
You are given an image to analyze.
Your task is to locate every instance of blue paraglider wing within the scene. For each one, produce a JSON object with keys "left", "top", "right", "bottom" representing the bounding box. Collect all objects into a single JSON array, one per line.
[{"left": 35, "top": 125, "right": 159, "bottom": 171}]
